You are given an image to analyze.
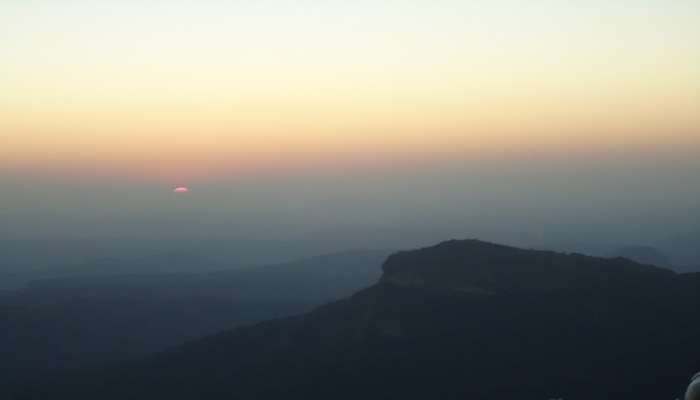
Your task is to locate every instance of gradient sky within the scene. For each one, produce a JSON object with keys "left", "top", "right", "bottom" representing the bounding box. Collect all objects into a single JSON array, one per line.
[
  {"left": 1, "top": 1, "right": 699, "bottom": 244},
  {"left": 3, "top": 0, "right": 699, "bottom": 179}
]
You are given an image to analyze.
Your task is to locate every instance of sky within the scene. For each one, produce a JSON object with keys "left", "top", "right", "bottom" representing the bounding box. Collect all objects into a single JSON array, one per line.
[{"left": 1, "top": 1, "right": 699, "bottom": 247}]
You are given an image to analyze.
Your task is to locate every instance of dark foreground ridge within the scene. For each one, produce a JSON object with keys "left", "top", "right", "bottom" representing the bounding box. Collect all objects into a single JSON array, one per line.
[
  {"left": 380, "top": 239, "right": 675, "bottom": 293},
  {"left": 16, "top": 240, "right": 700, "bottom": 400}
]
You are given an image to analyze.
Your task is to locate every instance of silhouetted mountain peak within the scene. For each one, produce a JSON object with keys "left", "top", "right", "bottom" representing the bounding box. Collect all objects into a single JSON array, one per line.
[
  {"left": 15, "top": 240, "right": 700, "bottom": 400},
  {"left": 380, "top": 239, "right": 674, "bottom": 294}
]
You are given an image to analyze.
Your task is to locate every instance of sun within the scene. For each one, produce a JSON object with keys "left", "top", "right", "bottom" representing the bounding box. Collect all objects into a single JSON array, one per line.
[{"left": 173, "top": 186, "right": 189, "bottom": 194}]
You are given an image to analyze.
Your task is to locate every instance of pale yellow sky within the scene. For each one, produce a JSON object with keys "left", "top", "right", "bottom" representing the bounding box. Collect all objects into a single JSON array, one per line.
[{"left": 2, "top": 0, "right": 699, "bottom": 181}]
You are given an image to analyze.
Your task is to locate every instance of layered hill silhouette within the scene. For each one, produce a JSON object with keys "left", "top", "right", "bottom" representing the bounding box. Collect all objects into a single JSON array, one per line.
[
  {"left": 0, "top": 250, "right": 389, "bottom": 388},
  {"left": 16, "top": 240, "right": 700, "bottom": 400}
]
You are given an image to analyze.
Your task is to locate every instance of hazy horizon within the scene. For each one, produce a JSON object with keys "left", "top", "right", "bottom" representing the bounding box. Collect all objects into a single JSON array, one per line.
[{"left": 2, "top": 0, "right": 699, "bottom": 262}]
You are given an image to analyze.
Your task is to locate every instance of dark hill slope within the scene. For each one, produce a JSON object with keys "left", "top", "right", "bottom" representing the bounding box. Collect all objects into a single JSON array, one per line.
[
  {"left": 0, "top": 250, "right": 389, "bottom": 388},
  {"left": 381, "top": 239, "right": 674, "bottom": 293},
  {"left": 18, "top": 240, "right": 700, "bottom": 400}
]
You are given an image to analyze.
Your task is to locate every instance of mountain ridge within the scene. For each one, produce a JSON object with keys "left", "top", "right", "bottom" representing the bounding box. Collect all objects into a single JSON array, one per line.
[
  {"left": 16, "top": 240, "right": 700, "bottom": 400},
  {"left": 381, "top": 239, "right": 675, "bottom": 294}
]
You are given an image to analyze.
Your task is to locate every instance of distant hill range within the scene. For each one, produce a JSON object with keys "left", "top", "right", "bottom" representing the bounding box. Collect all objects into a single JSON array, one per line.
[
  {"left": 606, "top": 245, "right": 672, "bottom": 268},
  {"left": 17, "top": 240, "right": 700, "bottom": 400},
  {"left": 0, "top": 250, "right": 390, "bottom": 389},
  {"left": 657, "top": 231, "right": 700, "bottom": 271}
]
